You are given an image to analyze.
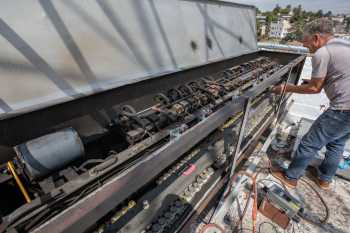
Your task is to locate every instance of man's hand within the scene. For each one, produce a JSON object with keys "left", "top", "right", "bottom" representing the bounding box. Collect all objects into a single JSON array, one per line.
[
  {"left": 271, "top": 84, "right": 286, "bottom": 94},
  {"left": 301, "top": 79, "right": 310, "bottom": 85},
  {"left": 271, "top": 78, "right": 325, "bottom": 95}
]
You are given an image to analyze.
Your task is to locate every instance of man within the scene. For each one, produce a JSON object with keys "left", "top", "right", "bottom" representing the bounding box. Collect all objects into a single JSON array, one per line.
[{"left": 271, "top": 18, "right": 350, "bottom": 190}]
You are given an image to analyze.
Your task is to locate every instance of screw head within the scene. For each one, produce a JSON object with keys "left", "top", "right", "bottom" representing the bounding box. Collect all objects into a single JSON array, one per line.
[{"left": 143, "top": 200, "right": 150, "bottom": 210}]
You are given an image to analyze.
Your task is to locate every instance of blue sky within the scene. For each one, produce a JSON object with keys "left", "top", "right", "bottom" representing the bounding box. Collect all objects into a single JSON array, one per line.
[{"left": 232, "top": 0, "right": 350, "bottom": 14}]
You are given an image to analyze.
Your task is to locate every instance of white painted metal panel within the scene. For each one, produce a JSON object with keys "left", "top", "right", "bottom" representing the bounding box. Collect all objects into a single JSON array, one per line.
[{"left": 0, "top": 0, "right": 257, "bottom": 119}]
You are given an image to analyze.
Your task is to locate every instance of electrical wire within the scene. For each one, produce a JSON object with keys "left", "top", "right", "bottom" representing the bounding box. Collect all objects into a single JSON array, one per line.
[
  {"left": 207, "top": 188, "right": 226, "bottom": 224},
  {"left": 335, "top": 173, "right": 350, "bottom": 182},
  {"left": 235, "top": 228, "right": 254, "bottom": 233},
  {"left": 298, "top": 178, "right": 330, "bottom": 225},
  {"left": 233, "top": 183, "right": 253, "bottom": 232},
  {"left": 7, "top": 161, "right": 31, "bottom": 203},
  {"left": 272, "top": 66, "right": 293, "bottom": 129},
  {"left": 290, "top": 223, "right": 295, "bottom": 233},
  {"left": 199, "top": 223, "right": 226, "bottom": 233},
  {"left": 258, "top": 174, "right": 329, "bottom": 227},
  {"left": 232, "top": 183, "right": 253, "bottom": 233},
  {"left": 258, "top": 221, "right": 279, "bottom": 233},
  {"left": 229, "top": 139, "right": 329, "bottom": 233},
  {"left": 295, "top": 223, "right": 303, "bottom": 233},
  {"left": 266, "top": 158, "right": 329, "bottom": 225},
  {"left": 226, "top": 171, "right": 259, "bottom": 233}
]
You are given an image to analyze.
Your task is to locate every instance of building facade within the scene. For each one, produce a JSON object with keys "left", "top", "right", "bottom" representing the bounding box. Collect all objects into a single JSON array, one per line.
[
  {"left": 269, "top": 19, "right": 291, "bottom": 39},
  {"left": 260, "top": 24, "right": 267, "bottom": 37}
]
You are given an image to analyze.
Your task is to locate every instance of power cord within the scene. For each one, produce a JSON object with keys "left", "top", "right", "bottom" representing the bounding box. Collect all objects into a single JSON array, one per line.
[
  {"left": 233, "top": 176, "right": 329, "bottom": 233},
  {"left": 258, "top": 221, "right": 279, "bottom": 233},
  {"left": 266, "top": 160, "right": 329, "bottom": 226},
  {"left": 297, "top": 178, "right": 330, "bottom": 225}
]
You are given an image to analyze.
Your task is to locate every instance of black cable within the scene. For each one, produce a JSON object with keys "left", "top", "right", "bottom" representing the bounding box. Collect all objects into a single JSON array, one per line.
[
  {"left": 296, "top": 223, "right": 303, "bottom": 233},
  {"left": 235, "top": 228, "right": 254, "bottom": 233},
  {"left": 265, "top": 158, "right": 329, "bottom": 226},
  {"left": 298, "top": 178, "right": 330, "bottom": 225},
  {"left": 257, "top": 176, "right": 329, "bottom": 228},
  {"left": 335, "top": 173, "right": 350, "bottom": 182},
  {"left": 205, "top": 175, "right": 251, "bottom": 228},
  {"left": 258, "top": 221, "right": 279, "bottom": 233},
  {"left": 232, "top": 184, "right": 253, "bottom": 232},
  {"left": 207, "top": 186, "right": 228, "bottom": 223}
]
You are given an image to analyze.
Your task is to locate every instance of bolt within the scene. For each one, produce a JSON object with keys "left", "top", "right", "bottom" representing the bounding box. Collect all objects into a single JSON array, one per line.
[
  {"left": 196, "top": 176, "right": 206, "bottom": 185},
  {"left": 206, "top": 167, "right": 214, "bottom": 175},
  {"left": 158, "top": 217, "right": 167, "bottom": 225},
  {"left": 143, "top": 200, "right": 150, "bottom": 210},
  {"left": 180, "top": 194, "right": 192, "bottom": 203},
  {"left": 190, "top": 183, "right": 200, "bottom": 192},
  {"left": 151, "top": 224, "right": 162, "bottom": 233},
  {"left": 188, "top": 185, "right": 196, "bottom": 194},
  {"left": 200, "top": 171, "right": 209, "bottom": 179},
  {"left": 164, "top": 212, "right": 174, "bottom": 220},
  {"left": 174, "top": 200, "right": 183, "bottom": 208},
  {"left": 170, "top": 205, "right": 181, "bottom": 214}
]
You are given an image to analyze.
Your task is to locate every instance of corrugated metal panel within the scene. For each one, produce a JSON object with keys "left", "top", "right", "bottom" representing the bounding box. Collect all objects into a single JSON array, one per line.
[{"left": 0, "top": 0, "right": 257, "bottom": 119}]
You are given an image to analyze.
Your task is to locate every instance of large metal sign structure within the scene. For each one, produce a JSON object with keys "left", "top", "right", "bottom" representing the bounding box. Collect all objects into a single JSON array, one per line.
[{"left": 0, "top": 0, "right": 257, "bottom": 119}]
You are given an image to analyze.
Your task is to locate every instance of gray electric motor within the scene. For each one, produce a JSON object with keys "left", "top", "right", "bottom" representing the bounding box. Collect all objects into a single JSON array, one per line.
[{"left": 14, "top": 128, "right": 84, "bottom": 180}]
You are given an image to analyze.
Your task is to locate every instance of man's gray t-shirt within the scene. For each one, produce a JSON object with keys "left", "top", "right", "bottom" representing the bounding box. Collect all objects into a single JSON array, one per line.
[{"left": 312, "top": 38, "right": 350, "bottom": 110}]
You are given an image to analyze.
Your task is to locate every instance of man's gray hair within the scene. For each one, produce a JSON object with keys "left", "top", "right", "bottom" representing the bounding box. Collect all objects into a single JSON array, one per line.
[{"left": 304, "top": 18, "right": 334, "bottom": 36}]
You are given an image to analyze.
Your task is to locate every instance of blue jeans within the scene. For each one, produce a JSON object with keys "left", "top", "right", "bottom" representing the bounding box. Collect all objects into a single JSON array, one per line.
[{"left": 285, "top": 109, "right": 350, "bottom": 182}]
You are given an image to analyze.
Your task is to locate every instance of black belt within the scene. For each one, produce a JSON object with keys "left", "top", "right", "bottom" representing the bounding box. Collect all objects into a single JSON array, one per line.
[{"left": 333, "top": 109, "right": 350, "bottom": 113}]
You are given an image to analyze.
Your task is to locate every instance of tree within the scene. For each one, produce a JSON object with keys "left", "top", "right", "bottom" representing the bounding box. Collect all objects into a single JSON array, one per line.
[
  {"left": 291, "top": 5, "right": 303, "bottom": 23},
  {"left": 265, "top": 12, "right": 278, "bottom": 23},
  {"left": 263, "top": 11, "right": 277, "bottom": 36},
  {"left": 273, "top": 4, "right": 281, "bottom": 14},
  {"left": 256, "top": 19, "right": 261, "bottom": 36},
  {"left": 280, "top": 6, "right": 291, "bottom": 15},
  {"left": 346, "top": 17, "right": 350, "bottom": 32},
  {"left": 256, "top": 7, "right": 261, "bottom": 14},
  {"left": 282, "top": 32, "right": 297, "bottom": 43},
  {"left": 286, "top": 5, "right": 292, "bottom": 12},
  {"left": 260, "top": 4, "right": 334, "bottom": 42},
  {"left": 324, "top": 11, "right": 332, "bottom": 17},
  {"left": 315, "top": 10, "right": 324, "bottom": 18}
]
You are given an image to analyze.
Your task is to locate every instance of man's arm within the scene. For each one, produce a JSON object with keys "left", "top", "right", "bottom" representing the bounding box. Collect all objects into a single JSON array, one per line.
[
  {"left": 273, "top": 45, "right": 330, "bottom": 95},
  {"left": 272, "top": 77, "right": 325, "bottom": 94}
]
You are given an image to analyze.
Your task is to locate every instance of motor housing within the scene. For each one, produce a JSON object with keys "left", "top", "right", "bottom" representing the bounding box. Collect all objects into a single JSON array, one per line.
[{"left": 14, "top": 128, "right": 84, "bottom": 180}]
